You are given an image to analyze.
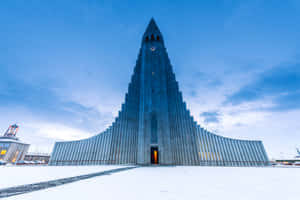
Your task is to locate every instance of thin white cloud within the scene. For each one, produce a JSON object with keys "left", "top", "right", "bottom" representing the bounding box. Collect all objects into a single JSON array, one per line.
[{"left": 25, "top": 122, "right": 92, "bottom": 141}]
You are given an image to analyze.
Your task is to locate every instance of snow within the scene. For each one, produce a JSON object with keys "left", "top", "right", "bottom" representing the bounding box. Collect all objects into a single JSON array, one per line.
[
  {"left": 0, "top": 165, "right": 123, "bottom": 188},
  {"left": 2, "top": 166, "right": 300, "bottom": 200}
]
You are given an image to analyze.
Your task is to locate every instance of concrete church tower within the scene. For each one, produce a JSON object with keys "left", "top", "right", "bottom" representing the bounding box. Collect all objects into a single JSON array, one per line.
[
  {"left": 137, "top": 19, "right": 172, "bottom": 165},
  {"left": 49, "top": 19, "right": 269, "bottom": 166}
]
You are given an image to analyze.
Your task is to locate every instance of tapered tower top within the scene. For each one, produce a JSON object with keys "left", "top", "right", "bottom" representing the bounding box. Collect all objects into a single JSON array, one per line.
[{"left": 142, "top": 18, "right": 164, "bottom": 44}]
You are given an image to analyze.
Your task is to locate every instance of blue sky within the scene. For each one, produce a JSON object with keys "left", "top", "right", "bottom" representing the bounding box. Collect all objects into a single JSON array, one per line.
[{"left": 0, "top": 0, "right": 300, "bottom": 158}]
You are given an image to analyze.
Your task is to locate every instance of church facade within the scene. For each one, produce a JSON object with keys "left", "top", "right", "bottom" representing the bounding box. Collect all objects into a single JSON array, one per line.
[{"left": 49, "top": 19, "right": 269, "bottom": 166}]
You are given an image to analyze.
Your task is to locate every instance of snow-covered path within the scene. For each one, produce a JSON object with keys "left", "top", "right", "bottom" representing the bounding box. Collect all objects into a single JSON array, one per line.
[
  {"left": 3, "top": 166, "right": 300, "bottom": 200},
  {"left": 0, "top": 165, "right": 124, "bottom": 188},
  {"left": 0, "top": 167, "right": 136, "bottom": 198}
]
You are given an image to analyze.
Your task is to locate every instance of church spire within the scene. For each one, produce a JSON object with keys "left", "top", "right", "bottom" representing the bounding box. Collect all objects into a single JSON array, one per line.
[{"left": 142, "top": 18, "right": 164, "bottom": 43}]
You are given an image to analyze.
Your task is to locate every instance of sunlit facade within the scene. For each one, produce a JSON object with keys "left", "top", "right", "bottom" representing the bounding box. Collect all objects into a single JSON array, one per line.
[{"left": 49, "top": 19, "right": 269, "bottom": 166}]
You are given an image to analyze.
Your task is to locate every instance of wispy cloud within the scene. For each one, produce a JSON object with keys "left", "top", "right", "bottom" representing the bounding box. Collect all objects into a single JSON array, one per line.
[
  {"left": 200, "top": 111, "right": 221, "bottom": 124},
  {"left": 25, "top": 121, "right": 92, "bottom": 141},
  {"left": 225, "top": 63, "right": 300, "bottom": 111}
]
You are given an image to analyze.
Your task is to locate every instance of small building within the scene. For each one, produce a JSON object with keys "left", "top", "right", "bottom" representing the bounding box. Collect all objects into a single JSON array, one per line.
[
  {"left": 24, "top": 153, "right": 50, "bottom": 164},
  {"left": 275, "top": 148, "right": 300, "bottom": 166},
  {"left": 0, "top": 124, "right": 30, "bottom": 163}
]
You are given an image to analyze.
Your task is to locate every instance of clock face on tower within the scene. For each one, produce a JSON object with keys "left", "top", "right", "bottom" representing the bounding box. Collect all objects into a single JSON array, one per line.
[{"left": 150, "top": 47, "right": 156, "bottom": 51}]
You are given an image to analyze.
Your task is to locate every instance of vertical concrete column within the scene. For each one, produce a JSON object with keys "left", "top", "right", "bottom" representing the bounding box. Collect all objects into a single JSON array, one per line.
[
  {"left": 244, "top": 142, "right": 251, "bottom": 166},
  {"left": 237, "top": 141, "right": 245, "bottom": 166},
  {"left": 215, "top": 136, "right": 225, "bottom": 166},
  {"left": 232, "top": 140, "right": 241, "bottom": 166},
  {"left": 248, "top": 142, "right": 258, "bottom": 166},
  {"left": 224, "top": 139, "right": 233, "bottom": 166},
  {"left": 95, "top": 135, "right": 101, "bottom": 164},
  {"left": 69, "top": 142, "right": 75, "bottom": 165}
]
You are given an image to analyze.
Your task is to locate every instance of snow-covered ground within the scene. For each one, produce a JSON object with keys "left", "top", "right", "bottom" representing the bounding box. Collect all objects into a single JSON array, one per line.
[
  {"left": 0, "top": 165, "right": 123, "bottom": 188},
  {"left": 2, "top": 166, "right": 300, "bottom": 200}
]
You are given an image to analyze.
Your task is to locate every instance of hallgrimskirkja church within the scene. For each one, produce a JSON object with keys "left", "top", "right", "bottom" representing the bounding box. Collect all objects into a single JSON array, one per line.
[{"left": 49, "top": 19, "right": 269, "bottom": 166}]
